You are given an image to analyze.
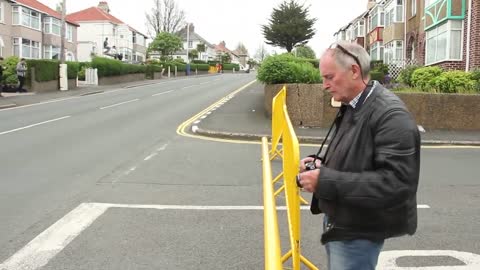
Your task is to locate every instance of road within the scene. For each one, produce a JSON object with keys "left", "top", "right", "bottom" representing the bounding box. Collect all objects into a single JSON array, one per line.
[{"left": 0, "top": 73, "right": 479, "bottom": 269}]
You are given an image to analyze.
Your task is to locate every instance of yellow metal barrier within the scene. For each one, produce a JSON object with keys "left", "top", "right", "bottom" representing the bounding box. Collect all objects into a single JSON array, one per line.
[
  {"left": 261, "top": 137, "right": 283, "bottom": 270},
  {"left": 270, "top": 86, "right": 286, "bottom": 160},
  {"left": 281, "top": 104, "right": 318, "bottom": 270}
]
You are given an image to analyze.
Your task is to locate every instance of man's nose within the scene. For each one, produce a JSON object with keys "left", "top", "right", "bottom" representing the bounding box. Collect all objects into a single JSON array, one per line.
[{"left": 323, "top": 81, "right": 330, "bottom": 90}]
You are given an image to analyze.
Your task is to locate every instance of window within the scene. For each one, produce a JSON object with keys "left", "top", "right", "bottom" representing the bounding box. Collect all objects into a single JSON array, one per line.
[
  {"left": 43, "top": 45, "right": 60, "bottom": 59},
  {"left": 369, "top": 7, "right": 385, "bottom": 31},
  {"left": 16, "top": 38, "right": 40, "bottom": 59},
  {"left": 425, "top": 0, "right": 438, "bottom": 7},
  {"left": 385, "top": 0, "right": 404, "bottom": 27},
  {"left": 13, "top": 6, "right": 41, "bottom": 30},
  {"left": 385, "top": 40, "right": 404, "bottom": 64},
  {"left": 44, "top": 17, "right": 61, "bottom": 35},
  {"left": 411, "top": 0, "right": 417, "bottom": 16},
  {"left": 66, "top": 25, "right": 73, "bottom": 42},
  {"left": 370, "top": 41, "right": 384, "bottom": 61},
  {"left": 0, "top": 2, "right": 4, "bottom": 23},
  {"left": 13, "top": 38, "right": 20, "bottom": 56},
  {"left": 132, "top": 32, "right": 136, "bottom": 44},
  {"left": 426, "top": 20, "right": 462, "bottom": 65},
  {"left": 13, "top": 6, "right": 19, "bottom": 24},
  {"left": 188, "top": 40, "right": 193, "bottom": 48}
]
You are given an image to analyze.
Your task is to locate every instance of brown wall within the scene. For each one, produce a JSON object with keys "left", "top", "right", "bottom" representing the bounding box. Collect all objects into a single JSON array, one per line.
[
  {"left": 468, "top": 0, "right": 480, "bottom": 70},
  {"left": 383, "top": 23, "right": 405, "bottom": 43},
  {"left": 98, "top": 73, "right": 146, "bottom": 85},
  {"left": 265, "top": 84, "right": 480, "bottom": 130}
]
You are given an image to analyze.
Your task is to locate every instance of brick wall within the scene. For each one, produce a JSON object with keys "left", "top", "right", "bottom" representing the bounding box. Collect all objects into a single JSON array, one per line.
[{"left": 469, "top": 0, "right": 480, "bottom": 70}]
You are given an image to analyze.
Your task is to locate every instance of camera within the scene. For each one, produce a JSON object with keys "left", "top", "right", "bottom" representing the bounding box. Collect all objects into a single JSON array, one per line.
[{"left": 296, "top": 161, "right": 317, "bottom": 188}]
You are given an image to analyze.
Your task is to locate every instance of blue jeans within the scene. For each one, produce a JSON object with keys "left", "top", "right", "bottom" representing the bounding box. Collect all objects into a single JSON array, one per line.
[{"left": 324, "top": 217, "right": 384, "bottom": 270}]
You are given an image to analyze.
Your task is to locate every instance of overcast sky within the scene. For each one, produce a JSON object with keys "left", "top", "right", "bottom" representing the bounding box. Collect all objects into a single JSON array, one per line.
[{"left": 42, "top": 0, "right": 368, "bottom": 58}]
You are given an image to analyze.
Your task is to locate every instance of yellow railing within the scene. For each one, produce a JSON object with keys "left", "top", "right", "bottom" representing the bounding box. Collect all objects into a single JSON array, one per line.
[
  {"left": 262, "top": 87, "right": 319, "bottom": 270},
  {"left": 262, "top": 137, "right": 283, "bottom": 270}
]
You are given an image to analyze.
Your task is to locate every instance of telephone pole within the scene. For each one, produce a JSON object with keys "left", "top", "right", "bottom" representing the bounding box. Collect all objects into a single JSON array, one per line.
[{"left": 60, "top": 0, "right": 66, "bottom": 63}]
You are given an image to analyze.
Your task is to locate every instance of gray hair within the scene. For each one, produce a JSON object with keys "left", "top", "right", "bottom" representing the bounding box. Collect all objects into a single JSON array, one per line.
[{"left": 324, "top": 41, "right": 371, "bottom": 78}]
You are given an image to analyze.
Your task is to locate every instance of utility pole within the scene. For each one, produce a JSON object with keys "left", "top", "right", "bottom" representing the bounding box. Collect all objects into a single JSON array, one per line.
[
  {"left": 186, "top": 22, "right": 190, "bottom": 63},
  {"left": 60, "top": 0, "right": 66, "bottom": 63}
]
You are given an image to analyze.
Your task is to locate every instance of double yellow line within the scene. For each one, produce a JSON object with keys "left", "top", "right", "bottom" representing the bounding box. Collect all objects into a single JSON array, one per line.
[{"left": 176, "top": 79, "right": 260, "bottom": 144}]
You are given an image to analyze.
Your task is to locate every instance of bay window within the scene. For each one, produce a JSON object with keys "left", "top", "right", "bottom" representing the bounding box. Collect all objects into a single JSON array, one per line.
[
  {"left": 425, "top": 20, "right": 462, "bottom": 65},
  {"left": 369, "top": 7, "right": 385, "bottom": 32},
  {"left": 44, "top": 45, "right": 60, "bottom": 59},
  {"left": 14, "top": 38, "right": 40, "bottom": 59},
  {"left": 14, "top": 6, "right": 40, "bottom": 30},
  {"left": 385, "top": 0, "right": 404, "bottom": 27},
  {"left": 370, "top": 41, "right": 384, "bottom": 61},
  {"left": 384, "top": 40, "right": 404, "bottom": 64}
]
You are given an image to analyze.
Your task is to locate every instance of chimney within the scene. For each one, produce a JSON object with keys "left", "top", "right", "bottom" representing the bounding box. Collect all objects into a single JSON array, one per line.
[
  {"left": 367, "top": 0, "right": 376, "bottom": 9},
  {"left": 98, "top": 1, "right": 110, "bottom": 13}
]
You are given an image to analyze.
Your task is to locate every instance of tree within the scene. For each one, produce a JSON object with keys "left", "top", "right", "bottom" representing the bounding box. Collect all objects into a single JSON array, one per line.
[
  {"left": 262, "top": 0, "right": 316, "bottom": 52},
  {"left": 188, "top": 49, "right": 199, "bottom": 61},
  {"left": 235, "top": 43, "right": 249, "bottom": 55},
  {"left": 221, "top": 53, "right": 231, "bottom": 63},
  {"left": 148, "top": 32, "right": 183, "bottom": 60},
  {"left": 146, "top": 0, "right": 186, "bottom": 38},
  {"left": 294, "top": 45, "right": 316, "bottom": 59},
  {"left": 255, "top": 44, "right": 269, "bottom": 62},
  {"left": 196, "top": 43, "right": 206, "bottom": 53}
]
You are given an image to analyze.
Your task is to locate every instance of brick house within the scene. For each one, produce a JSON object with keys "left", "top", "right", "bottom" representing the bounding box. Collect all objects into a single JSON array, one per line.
[
  {"left": 0, "top": 0, "right": 79, "bottom": 60},
  {"left": 334, "top": 0, "right": 480, "bottom": 71}
]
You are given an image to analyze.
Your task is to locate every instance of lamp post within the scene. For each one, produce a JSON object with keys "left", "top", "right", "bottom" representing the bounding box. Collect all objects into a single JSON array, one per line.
[{"left": 186, "top": 22, "right": 190, "bottom": 63}]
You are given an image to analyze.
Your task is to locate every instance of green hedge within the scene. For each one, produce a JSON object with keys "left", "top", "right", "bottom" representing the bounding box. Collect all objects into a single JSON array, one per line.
[
  {"left": 411, "top": 66, "right": 443, "bottom": 90},
  {"left": 190, "top": 63, "right": 210, "bottom": 71},
  {"left": 26, "top": 59, "right": 59, "bottom": 82},
  {"left": 398, "top": 65, "right": 420, "bottom": 87},
  {"left": 91, "top": 57, "right": 147, "bottom": 77},
  {"left": 65, "top": 61, "right": 80, "bottom": 80},
  {"left": 222, "top": 63, "right": 240, "bottom": 71},
  {"left": 256, "top": 53, "right": 321, "bottom": 84},
  {"left": 145, "top": 64, "right": 163, "bottom": 79}
]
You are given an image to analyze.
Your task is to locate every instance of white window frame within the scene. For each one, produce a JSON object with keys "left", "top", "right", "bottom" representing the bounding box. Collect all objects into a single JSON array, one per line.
[
  {"left": 411, "top": 0, "right": 417, "bottom": 16},
  {"left": 12, "top": 6, "right": 41, "bottom": 31},
  {"left": 385, "top": 0, "right": 404, "bottom": 27},
  {"left": 369, "top": 6, "right": 385, "bottom": 32},
  {"left": 14, "top": 37, "right": 40, "bottom": 59},
  {"left": 370, "top": 41, "right": 384, "bottom": 61},
  {"left": 43, "top": 45, "right": 60, "bottom": 59},
  {"left": 384, "top": 40, "right": 404, "bottom": 64},
  {"left": 0, "top": 2, "right": 5, "bottom": 23},
  {"left": 66, "top": 24, "right": 73, "bottom": 42},
  {"left": 425, "top": 20, "right": 463, "bottom": 65}
]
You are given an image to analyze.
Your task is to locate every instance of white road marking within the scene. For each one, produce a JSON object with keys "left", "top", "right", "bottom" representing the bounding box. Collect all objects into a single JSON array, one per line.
[
  {"left": 182, "top": 85, "right": 195, "bottom": 89},
  {"left": 192, "top": 125, "right": 199, "bottom": 133},
  {"left": 200, "top": 82, "right": 209, "bottom": 85},
  {"left": 193, "top": 120, "right": 201, "bottom": 124},
  {"left": 0, "top": 202, "right": 432, "bottom": 269},
  {"left": 143, "top": 143, "right": 168, "bottom": 161},
  {"left": 378, "top": 250, "right": 480, "bottom": 269},
  {"left": 417, "top": 204, "right": 430, "bottom": 208},
  {"left": 0, "top": 97, "right": 78, "bottom": 112},
  {"left": 100, "top": 99, "right": 139, "bottom": 110},
  {"left": 144, "top": 153, "right": 158, "bottom": 161},
  {"left": 152, "top": 90, "right": 173, "bottom": 96},
  {"left": 0, "top": 116, "right": 71, "bottom": 136},
  {"left": 200, "top": 115, "right": 207, "bottom": 119},
  {"left": 0, "top": 203, "right": 108, "bottom": 270}
]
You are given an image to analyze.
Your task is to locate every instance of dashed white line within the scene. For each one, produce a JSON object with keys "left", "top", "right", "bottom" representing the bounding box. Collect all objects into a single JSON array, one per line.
[
  {"left": 200, "top": 82, "right": 209, "bottom": 85},
  {"left": 152, "top": 90, "right": 173, "bottom": 96},
  {"left": 100, "top": 99, "right": 139, "bottom": 110},
  {"left": 193, "top": 120, "right": 201, "bottom": 124},
  {"left": 0, "top": 116, "right": 71, "bottom": 136},
  {"left": 144, "top": 153, "right": 158, "bottom": 161},
  {"left": 0, "top": 97, "right": 78, "bottom": 112},
  {"left": 182, "top": 85, "right": 195, "bottom": 89}
]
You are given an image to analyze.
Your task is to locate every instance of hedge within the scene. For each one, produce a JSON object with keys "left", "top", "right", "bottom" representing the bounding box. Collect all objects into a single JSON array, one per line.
[
  {"left": 222, "top": 63, "right": 240, "bottom": 71},
  {"left": 26, "top": 59, "right": 59, "bottom": 82},
  {"left": 257, "top": 53, "right": 321, "bottom": 84},
  {"left": 91, "top": 57, "right": 147, "bottom": 77}
]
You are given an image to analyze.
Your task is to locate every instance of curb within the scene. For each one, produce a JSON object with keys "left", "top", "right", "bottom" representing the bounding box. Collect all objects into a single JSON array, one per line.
[
  {"left": 0, "top": 103, "right": 17, "bottom": 109},
  {"left": 194, "top": 127, "right": 480, "bottom": 146}
]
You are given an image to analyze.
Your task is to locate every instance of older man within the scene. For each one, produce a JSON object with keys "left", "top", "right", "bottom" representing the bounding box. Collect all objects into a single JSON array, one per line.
[{"left": 296, "top": 41, "right": 420, "bottom": 270}]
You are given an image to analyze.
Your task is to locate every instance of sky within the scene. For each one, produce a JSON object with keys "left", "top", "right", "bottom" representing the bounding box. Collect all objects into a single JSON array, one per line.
[{"left": 41, "top": 0, "right": 369, "bottom": 59}]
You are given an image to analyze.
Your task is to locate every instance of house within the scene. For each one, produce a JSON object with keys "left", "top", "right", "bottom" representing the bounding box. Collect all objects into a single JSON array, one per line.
[
  {"left": 214, "top": 41, "right": 239, "bottom": 64},
  {"left": 66, "top": 1, "right": 147, "bottom": 63},
  {"left": 0, "top": 0, "right": 79, "bottom": 60},
  {"left": 334, "top": 0, "right": 480, "bottom": 71},
  {"left": 172, "top": 24, "right": 216, "bottom": 62}
]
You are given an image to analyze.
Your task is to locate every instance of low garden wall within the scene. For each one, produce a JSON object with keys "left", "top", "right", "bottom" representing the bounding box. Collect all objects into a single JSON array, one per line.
[
  {"left": 98, "top": 73, "right": 146, "bottom": 85},
  {"left": 265, "top": 84, "right": 480, "bottom": 130}
]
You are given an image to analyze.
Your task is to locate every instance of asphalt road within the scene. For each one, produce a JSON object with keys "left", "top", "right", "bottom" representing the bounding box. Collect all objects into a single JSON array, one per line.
[{"left": 0, "top": 73, "right": 479, "bottom": 269}]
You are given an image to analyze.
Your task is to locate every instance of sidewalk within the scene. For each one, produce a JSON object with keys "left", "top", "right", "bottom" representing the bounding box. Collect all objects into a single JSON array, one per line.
[
  {"left": 0, "top": 74, "right": 217, "bottom": 109},
  {"left": 194, "top": 81, "right": 480, "bottom": 146}
]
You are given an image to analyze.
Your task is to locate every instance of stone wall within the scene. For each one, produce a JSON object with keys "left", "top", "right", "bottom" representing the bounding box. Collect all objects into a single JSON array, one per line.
[
  {"left": 265, "top": 84, "right": 480, "bottom": 130},
  {"left": 98, "top": 73, "right": 146, "bottom": 85}
]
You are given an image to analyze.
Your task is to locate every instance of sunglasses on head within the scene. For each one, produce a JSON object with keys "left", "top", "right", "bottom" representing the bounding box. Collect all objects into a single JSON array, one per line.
[{"left": 329, "top": 43, "right": 368, "bottom": 85}]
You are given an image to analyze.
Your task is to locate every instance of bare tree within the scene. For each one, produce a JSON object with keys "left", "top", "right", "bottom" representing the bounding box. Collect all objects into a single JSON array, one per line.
[
  {"left": 146, "top": 0, "right": 185, "bottom": 38},
  {"left": 255, "top": 43, "right": 269, "bottom": 61}
]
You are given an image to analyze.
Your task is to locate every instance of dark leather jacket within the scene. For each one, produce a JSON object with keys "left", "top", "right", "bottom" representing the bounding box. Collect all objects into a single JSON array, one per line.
[{"left": 311, "top": 82, "right": 421, "bottom": 244}]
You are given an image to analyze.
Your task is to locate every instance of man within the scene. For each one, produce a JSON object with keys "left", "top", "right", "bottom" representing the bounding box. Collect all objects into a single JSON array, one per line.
[
  {"left": 103, "top": 37, "right": 110, "bottom": 54},
  {"left": 296, "top": 41, "right": 420, "bottom": 270},
  {"left": 16, "top": 58, "right": 27, "bottom": 93}
]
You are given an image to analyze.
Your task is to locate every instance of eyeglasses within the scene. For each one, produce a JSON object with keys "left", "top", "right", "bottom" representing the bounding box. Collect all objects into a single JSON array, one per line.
[
  {"left": 329, "top": 43, "right": 362, "bottom": 71},
  {"left": 329, "top": 43, "right": 367, "bottom": 85}
]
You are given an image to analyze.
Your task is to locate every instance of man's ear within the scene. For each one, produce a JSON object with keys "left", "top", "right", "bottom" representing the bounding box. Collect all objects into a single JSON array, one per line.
[{"left": 351, "top": 64, "right": 361, "bottom": 80}]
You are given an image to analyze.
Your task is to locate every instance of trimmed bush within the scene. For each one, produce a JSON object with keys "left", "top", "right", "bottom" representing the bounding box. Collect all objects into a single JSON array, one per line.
[
  {"left": 190, "top": 63, "right": 209, "bottom": 71},
  {"left": 26, "top": 59, "right": 59, "bottom": 82},
  {"left": 222, "top": 63, "right": 240, "bottom": 71},
  {"left": 411, "top": 66, "right": 443, "bottom": 91},
  {"left": 398, "top": 65, "right": 420, "bottom": 87},
  {"left": 3, "top": 56, "right": 20, "bottom": 84},
  {"left": 91, "top": 57, "right": 147, "bottom": 77},
  {"left": 192, "top": 60, "right": 207, "bottom": 64},
  {"left": 470, "top": 68, "right": 480, "bottom": 92},
  {"left": 430, "top": 71, "right": 476, "bottom": 93},
  {"left": 146, "top": 64, "right": 164, "bottom": 79},
  {"left": 257, "top": 53, "right": 321, "bottom": 84},
  {"left": 66, "top": 61, "right": 80, "bottom": 80}
]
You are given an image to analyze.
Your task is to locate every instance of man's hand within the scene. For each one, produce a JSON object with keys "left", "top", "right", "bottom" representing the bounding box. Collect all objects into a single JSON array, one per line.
[
  {"left": 299, "top": 157, "right": 321, "bottom": 172},
  {"left": 297, "top": 169, "right": 320, "bottom": 193}
]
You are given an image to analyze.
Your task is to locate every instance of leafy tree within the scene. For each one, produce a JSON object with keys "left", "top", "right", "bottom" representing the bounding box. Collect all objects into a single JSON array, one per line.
[
  {"left": 196, "top": 43, "right": 206, "bottom": 53},
  {"left": 247, "top": 58, "right": 258, "bottom": 68},
  {"left": 262, "top": 0, "right": 316, "bottom": 52},
  {"left": 148, "top": 32, "right": 183, "bottom": 61},
  {"left": 146, "top": 0, "right": 185, "bottom": 38},
  {"left": 221, "top": 53, "right": 231, "bottom": 63},
  {"left": 294, "top": 45, "right": 316, "bottom": 59},
  {"left": 188, "top": 49, "right": 199, "bottom": 61}
]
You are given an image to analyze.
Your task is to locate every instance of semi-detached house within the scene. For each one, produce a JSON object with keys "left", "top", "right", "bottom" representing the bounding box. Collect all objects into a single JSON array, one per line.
[
  {"left": 0, "top": 0, "right": 79, "bottom": 60},
  {"left": 66, "top": 1, "right": 147, "bottom": 63}
]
